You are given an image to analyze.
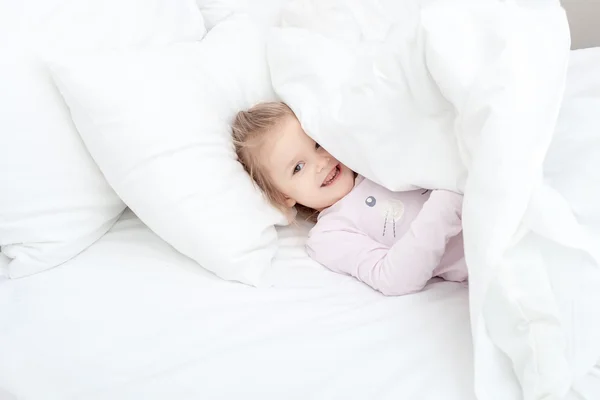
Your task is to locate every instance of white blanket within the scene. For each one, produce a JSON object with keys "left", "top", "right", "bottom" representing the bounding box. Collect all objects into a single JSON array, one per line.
[{"left": 268, "top": 0, "right": 600, "bottom": 398}]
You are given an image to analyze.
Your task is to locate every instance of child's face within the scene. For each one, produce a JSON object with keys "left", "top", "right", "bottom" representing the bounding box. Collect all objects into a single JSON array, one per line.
[{"left": 260, "top": 114, "right": 355, "bottom": 211}]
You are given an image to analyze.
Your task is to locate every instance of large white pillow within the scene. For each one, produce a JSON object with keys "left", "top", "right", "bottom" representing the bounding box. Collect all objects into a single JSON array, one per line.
[
  {"left": 196, "top": 0, "right": 292, "bottom": 30},
  {"left": 0, "top": 0, "right": 206, "bottom": 278},
  {"left": 48, "top": 17, "right": 285, "bottom": 286}
]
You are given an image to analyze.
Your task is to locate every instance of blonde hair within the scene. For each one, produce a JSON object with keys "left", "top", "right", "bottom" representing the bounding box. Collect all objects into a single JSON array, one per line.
[{"left": 231, "top": 101, "right": 318, "bottom": 222}]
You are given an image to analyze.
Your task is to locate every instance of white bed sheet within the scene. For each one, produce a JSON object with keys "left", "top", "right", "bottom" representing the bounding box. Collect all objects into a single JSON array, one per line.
[
  {"left": 0, "top": 210, "right": 475, "bottom": 400},
  {"left": 1, "top": 206, "right": 600, "bottom": 400}
]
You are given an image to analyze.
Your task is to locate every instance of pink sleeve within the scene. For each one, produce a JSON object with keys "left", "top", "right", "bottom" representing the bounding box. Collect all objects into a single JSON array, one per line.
[{"left": 306, "top": 190, "right": 463, "bottom": 296}]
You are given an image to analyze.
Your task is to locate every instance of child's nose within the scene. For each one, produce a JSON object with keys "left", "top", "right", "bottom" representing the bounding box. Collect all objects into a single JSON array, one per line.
[{"left": 316, "top": 155, "right": 330, "bottom": 172}]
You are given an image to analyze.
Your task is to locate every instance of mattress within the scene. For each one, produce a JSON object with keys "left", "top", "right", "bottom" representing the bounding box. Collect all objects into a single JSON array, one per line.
[{"left": 0, "top": 210, "right": 475, "bottom": 400}]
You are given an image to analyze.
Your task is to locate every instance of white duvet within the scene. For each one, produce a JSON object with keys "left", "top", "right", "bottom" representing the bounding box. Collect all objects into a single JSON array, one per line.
[{"left": 268, "top": 0, "right": 600, "bottom": 399}]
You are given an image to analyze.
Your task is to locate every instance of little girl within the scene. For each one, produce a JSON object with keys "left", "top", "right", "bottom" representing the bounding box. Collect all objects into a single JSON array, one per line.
[{"left": 232, "top": 102, "right": 467, "bottom": 296}]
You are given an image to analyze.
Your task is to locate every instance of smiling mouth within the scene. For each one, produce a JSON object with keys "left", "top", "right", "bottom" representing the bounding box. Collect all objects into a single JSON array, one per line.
[{"left": 321, "top": 164, "right": 341, "bottom": 187}]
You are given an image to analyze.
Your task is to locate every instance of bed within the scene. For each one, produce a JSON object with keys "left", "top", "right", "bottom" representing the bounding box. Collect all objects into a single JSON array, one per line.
[
  {"left": 2, "top": 209, "right": 600, "bottom": 399},
  {"left": 0, "top": 210, "right": 477, "bottom": 400},
  {"left": 2, "top": 1, "right": 600, "bottom": 399}
]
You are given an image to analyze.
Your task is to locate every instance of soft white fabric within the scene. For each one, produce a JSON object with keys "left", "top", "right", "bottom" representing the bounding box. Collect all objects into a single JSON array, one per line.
[
  {"left": 1, "top": 210, "right": 599, "bottom": 399},
  {"left": 271, "top": 0, "right": 466, "bottom": 192},
  {"left": 0, "top": 209, "right": 477, "bottom": 400},
  {"left": 541, "top": 47, "right": 600, "bottom": 381},
  {"left": 48, "top": 17, "right": 285, "bottom": 287},
  {"left": 196, "top": 0, "right": 292, "bottom": 30},
  {"left": 268, "top": 0, "right": 600, "bottom": 399},
  {"left": 0, "top": 0, "right": 206, "bottom": 279}
]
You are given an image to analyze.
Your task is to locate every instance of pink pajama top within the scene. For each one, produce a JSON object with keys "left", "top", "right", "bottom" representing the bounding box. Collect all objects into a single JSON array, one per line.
[{"left": 306, "top": 177, "right": 467, "bottom": 296}]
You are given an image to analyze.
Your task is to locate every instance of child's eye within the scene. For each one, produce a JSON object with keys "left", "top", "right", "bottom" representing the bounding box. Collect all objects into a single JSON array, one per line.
[
  {"left": 315, "top": 143, "right": 321, "bottom": 150},
  {"left": 293, "top": 162, "right": 305, "bottom": 175}
]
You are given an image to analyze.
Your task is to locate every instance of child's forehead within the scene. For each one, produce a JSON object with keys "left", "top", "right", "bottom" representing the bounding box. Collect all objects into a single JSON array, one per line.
[
  {"left": 262, "top": 129, "right": 296, "bottom": 164},
  {"left": 260, "top": 120, "right": 307, "bottom": 168},
  {"left": 266, "top": 117, "right": 307, "bottom": 150}
]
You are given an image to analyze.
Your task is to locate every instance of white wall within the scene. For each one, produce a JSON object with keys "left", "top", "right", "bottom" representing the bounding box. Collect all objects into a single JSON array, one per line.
[{"left": 563, "top": 0, "right": 600, "bottom": 49}]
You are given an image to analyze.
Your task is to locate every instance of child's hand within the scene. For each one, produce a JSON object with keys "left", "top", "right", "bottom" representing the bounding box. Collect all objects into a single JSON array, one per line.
[{"left": 428, "top": 189, "right": 464, "bottom": 219}]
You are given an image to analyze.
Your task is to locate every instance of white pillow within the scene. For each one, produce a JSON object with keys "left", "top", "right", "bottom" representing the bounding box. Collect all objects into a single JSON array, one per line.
[
  {"left": 0, "top": 0, "right": 206, "bottom": 278},
  {"left": 48, "top": 17, "right": 285, "bottom": 287},
  {"left": 196, "top": 0, "right": 292, "bottom": 30}
]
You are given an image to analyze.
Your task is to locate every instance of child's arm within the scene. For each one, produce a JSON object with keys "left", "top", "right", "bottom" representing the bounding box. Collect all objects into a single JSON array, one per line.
[{"left": 306, "top": 190, "right": 463, "bottom": 296}]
